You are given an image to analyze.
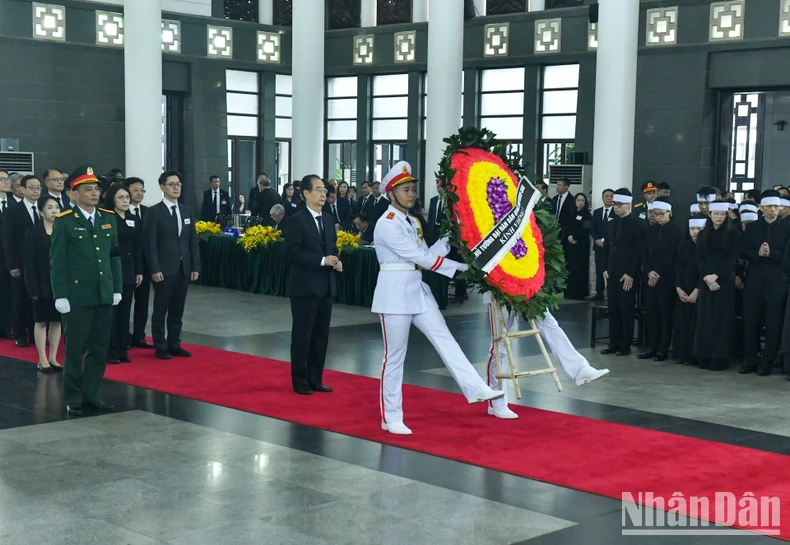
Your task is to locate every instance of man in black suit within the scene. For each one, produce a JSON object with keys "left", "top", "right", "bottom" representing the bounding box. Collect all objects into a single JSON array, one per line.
[
  {"left": 589, "top": 188, "right": 614, "bottom": 300},
  {"left": 0, "top": 171, "right": 13, "bottom": 338},
  {"left": 357, "top": 181, "right": 375, "bottom": 218},
  {"left": 251, "top": 174, "right": 282, "bottom": 218},
  {"left": 323, "top": 185, "right": 352, "bottom": 230},
  {"left": 126, "top": 177, "right": 153, "bottom": 348},
  {"left": 43, "top": 168, "right": 70, "bottom": 211},
  {"left": 370, "top": 182, "right": 390, "bottom": 223},
  {"left": 265, "top": 204, "right": 288, "bottom": 231},
  {"left": 551, "top": 178, "right": 575, "bottom": 229},
  {"left": 426, "top": 180, "right": 445, "bottom": 241},
  {"left": 143, "top": 170, "right": 201, "bottom": 360},
  {"left": 3, "top": 174, "right": 41, "bottom": 346},
  {"left": 601, "top": 188, "right": 646, "bottom": 357},
  {"left": 353, "top": 213, "right": 373, "bottom": 245},
  {"left": 200, "top": 175, "right": 231, "bottom": 221},
  {"left": 536, "top": 181, "right": 553, "bottom": 213},
  {"left": 284, "top": 175, "right": 340, "bottom": 395}
]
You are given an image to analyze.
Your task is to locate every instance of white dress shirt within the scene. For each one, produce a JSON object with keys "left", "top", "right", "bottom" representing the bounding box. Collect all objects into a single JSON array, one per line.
[
  {"left": 24, "top": 199, "right": 38, "bottom": 224},
  {"left": 49, "top": 192, "right": 64, "bottom": 210},
  {"left": 77, "top": 205, "right": 95, "bottom": 225},
  {"left": 307, "top": 207, "right": 326, "bottom": 266},
  {"left": 213, "top": 190, "right": 220, "bottom": 214}
]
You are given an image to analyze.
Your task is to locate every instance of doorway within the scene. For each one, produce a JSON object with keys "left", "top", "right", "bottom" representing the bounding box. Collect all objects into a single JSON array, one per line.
[{"left": 228, "top": 138, "right": 258, "bottom": 207}]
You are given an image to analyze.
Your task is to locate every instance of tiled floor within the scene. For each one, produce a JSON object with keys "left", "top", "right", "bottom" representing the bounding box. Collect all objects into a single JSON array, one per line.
[{"left": 0, "top": 285, "right": 784, "bottom": 544}]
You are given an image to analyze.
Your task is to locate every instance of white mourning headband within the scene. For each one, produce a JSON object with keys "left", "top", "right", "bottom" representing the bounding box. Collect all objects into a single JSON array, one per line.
[
  {"left": 709, "top": 202, "right": 729, "bottom": 212},
  {"left": 648, "top": 201, "right": 671, "bottom": 212},
  {"left": 689, "top": 218, "right": 707, "bottom": 228},
  {"left": 740, "top": 212, "right": 758, "bottom": 222},
  {"left": 690, "top": 204, "right": 700, "bottom": 213},
  {"left": 613, "top": 195, "right": 633, "bottom": 204},
  {"left": 761, "top": 197, "right": 781, "bottom": 206}
]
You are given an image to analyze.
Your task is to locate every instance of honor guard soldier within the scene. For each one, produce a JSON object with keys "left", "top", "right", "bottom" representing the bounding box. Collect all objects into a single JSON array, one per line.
[
  {"left": 633, "top": 181, "right": 658, "bottom": 224},
  {"left": 51, "top": 165, "right": 123, "bottom": 415},
  {"left": 741, "top": 190, "right": 790, "bottom": 375},
  {"left": 372, "top": 161, "right": 504, "bottom": 435},
  {"left": 601, "top": 189, "right": 646, "bottom": 356}
]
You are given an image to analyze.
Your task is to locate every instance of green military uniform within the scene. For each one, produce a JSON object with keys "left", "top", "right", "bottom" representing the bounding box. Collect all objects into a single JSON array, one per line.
[
  {"left": 50, "top": 166, "right": 122, "bottom": 408},
  {"left": 634, "top": 181, "right": 658, "bottom": 224}
]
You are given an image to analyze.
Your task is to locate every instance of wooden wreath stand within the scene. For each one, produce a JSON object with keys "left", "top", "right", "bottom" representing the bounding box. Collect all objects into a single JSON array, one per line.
[{"left": 491, "top": 302, "right": 563, "bottom": 398}]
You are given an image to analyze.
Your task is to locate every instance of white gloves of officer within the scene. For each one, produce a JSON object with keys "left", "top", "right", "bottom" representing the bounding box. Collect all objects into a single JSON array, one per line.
[
  {"left": 55, "top": 299, "right": 70, "bottom": 314},
  {"left": 431, "top": 237, "right": 452, "bottom": 258},
  {"left": 113, "top": 293, "right": 122, "bottom": 306},
  {"left": 456, "top": 263, "right": 469, "bottom": 273}
]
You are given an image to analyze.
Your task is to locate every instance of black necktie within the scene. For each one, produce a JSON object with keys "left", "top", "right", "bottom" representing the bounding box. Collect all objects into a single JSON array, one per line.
[
  {"left": 171, "top": 205, "right": 179, "bottom": 235},
  {"left": 436, "top": 201, "right": 442, "bottom": 225},
  {"left": 89, "top": 215, "right": 94, "bottom": 227},
  {"left": 1, "top": 200, "right": 6, "bottom": 213},
  {"left": 603, "top": 208, "right": 608, "bottom": 222},
  {"left": 32, "top": 205, "right": 38, "bottom": 225},
  {"left": 212, "top": 192, "right": 217, "bottom": 208},
  {"left": 316, "top": 215, "right": 325, "bottom": 250},
  {"left": 332, "top": 204, "right": 338, "bottom": 223}
]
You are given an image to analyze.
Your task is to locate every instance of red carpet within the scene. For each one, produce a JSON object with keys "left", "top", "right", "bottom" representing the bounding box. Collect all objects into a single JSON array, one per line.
[{"left": 2, "top": 340, "right": 787, "bottom": 539}]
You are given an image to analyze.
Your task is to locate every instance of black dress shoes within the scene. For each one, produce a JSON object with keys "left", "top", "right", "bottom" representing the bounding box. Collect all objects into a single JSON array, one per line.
[
  {"left": 85, "top": 400, "right": 114, "bottom": 411},
  {"left": 739, "top": 363, "right": 756, "bottom": 374},
  {"left": 616, "top": 349, "right": 632, "bottom": 356},
  {"left": 107, "top": 352, "right": 121, "bottom": 364},
  {"left": 294, "top": 387, "right": 313, "bottom": 395},
  {"left": 310, "top": 384, "right": 333, "bottom": 393},
  {"left": 14, "top": 339, "right": 28, "bottom": 348},
  {"left": 637, "top": 350, "right": 656, "bottom": 360},
  {"left": 601, "top": 346, "right": 618, "bottom": 355},
  {"left": 169, "top": 347, "right": 192, "bottom": 358},
  {"left": 155, "top": 350, "right": 172, "bottom": 360},
  {"left": 132, "top": 338, "right": 154, "bottom": 349},
  {"left": 66, "top": 404, "right": 83, "bottom": 416},
  {"left": 118, "top": 353, "right": 132, "bottom": 363},
  {"left": 37, "top": 363, "right": 54, "bottom": 374},
  {"left": 653, "top": 354, "right": 667, "bottom": 362}
]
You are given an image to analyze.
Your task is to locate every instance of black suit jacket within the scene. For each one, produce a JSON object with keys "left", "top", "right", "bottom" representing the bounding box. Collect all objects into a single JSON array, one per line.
[
  {"left": 23, "top": 224, "right": 53, "bottom": 299},
  {"left": 590, "top": 206, "right": 614, "bottom": 248},
  {"left": 49, "top": 192, "right": 70, "bottom": 211},
  {"left": 264, "top": 214, "right": 289, "bottom": 232},
  {"left": 602, "top": 213, "right": 646, "bottom": 280},
  {"left": 357, "top": 195, "right": 375, "bottom": 218},
  {"left": 3, "top": 200, "right": 37, "bottom": 272},
  {"left": 323, "top": 199, "right": 352, "bottom": 228},
  {"left": 747, "top": 217, "right": 790, "bottom": 293},
  {"left": 252, "top": 188, "right": 283, "bottom": 218},
  {"left": 641, "top": 221, "right": 683, "bottom": 285},
  {"left": 284, "top": 208, "right": 337, "bottom": 298},
  {"left": 371, "top": 197, "right": 389, "bottom": 223},
  {"left": 116, "top": 213, "right": 144, "bottom": 285},
  {"left": 143, "top": 201, "right": 201, "bottom": 278},
  {"left": 200, "top": 188, "right": 232, "bottom": 221},
  {"left": 551, "top": 192, "right": 576, "bottom": 229},
  {"left": 427, "top": 195, "right": 445, "bottom": 241}
]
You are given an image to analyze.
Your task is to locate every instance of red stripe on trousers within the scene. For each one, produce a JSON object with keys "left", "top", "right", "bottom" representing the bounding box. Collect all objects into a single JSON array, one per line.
[{"left": 380, "top": 314, "right": 388, "bottom": 423}]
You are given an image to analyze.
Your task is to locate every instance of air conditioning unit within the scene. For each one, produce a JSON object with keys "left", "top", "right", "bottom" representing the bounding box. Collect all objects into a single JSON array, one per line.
[
  {"left": 0, "top": 151, "right": 34, "bottom": 175},
  {"left": 548, "top": 164, "right": 591, "bottom": 194}
]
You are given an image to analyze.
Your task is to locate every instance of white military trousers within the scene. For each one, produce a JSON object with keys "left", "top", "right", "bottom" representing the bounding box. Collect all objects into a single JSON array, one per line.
[
  {"left": 486, "top": 304, "right": 590, "bottom": 408},
  {"left": 379, "top": 304, "right": 486, "bottom": 425}
]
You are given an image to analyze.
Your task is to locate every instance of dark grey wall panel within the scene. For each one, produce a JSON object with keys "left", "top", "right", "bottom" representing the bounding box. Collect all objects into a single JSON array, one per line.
[
  {"left": 163, "top": 61, "right": 191, "bottom": 93},
  {"left": 0, "top": 36, "right": 124, "bottom": 175},
  {"left": 709, "top": 48, "right": 790, "bottom": 89}
]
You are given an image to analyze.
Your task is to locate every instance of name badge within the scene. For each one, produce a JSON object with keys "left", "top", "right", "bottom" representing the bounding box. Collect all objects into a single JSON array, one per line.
[
  {"left": 608, "top": 216, "right": 614, "bottom": 221},
  {"left": 576, "top": 215, "right": 582, "bottom": 221},
  {"left": 221, "top": 200, "right": 227, "bottom": 205},
  {"left": 184, "top": 218, "right": 191, "bottom": 225},
  {"left": 639, "top": 213, "right": 647, "bottom": 219},
  {"left": 291, "top": 202, "right": 297, "bottom": 208},
  {"left": 126, "top": 220, "right": 135, "bottom": 227},
  {"left": 101, "top": 224, "right": 111, "bottom": 230},
  {"left": 73, "top": 227, "right": 86, "bottom": 231}
]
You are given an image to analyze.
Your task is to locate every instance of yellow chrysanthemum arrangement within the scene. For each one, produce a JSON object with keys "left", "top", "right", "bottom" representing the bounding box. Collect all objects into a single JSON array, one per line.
[
  {"left": 336, "top": 230, "right": 360, "bottom": 254},
  {"left": 195, "top": 221, "right": 221, "bottom": 235},
  {"left": 239, "top": 225, "right": 282, "bottom": 252}
]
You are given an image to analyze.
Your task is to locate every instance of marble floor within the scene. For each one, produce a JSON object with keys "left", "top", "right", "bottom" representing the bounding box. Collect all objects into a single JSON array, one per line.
[{"left": 0, "top": 285, "right": 784, "bottom": 544}]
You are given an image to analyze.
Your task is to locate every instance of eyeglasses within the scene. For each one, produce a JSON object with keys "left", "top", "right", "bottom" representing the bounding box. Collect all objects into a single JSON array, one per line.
[
  {"left": 46, "top": 177, "right": 66, "bottom": 182},
  {"left": 164, "top": 182, "right": 182, "bottom": 188},
  {"left": 0, "top": 177, "right": 8, "bottom": 183},
  {"left": 312, "top": 188, "right": 327, "bottom": 194},
  {"left": 116, "top": 194, "right": 131, "bottom": 200}
]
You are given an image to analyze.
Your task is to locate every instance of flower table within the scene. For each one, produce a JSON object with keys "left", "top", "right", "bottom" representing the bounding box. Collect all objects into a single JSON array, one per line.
[{"left": 197, "top": 236, "right": 450, "bottom": 309}]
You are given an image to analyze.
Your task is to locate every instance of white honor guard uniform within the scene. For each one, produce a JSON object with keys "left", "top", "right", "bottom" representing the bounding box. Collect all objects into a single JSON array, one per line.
[
  {"left": 483, "top": 292, "right": 610, "bottom": 419},
  {"left": 372, "top": 161, "right": 505, "bottom": 435}
]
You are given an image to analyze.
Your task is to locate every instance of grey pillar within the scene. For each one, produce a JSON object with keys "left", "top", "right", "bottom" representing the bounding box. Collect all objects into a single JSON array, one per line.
[
  {"left": 463, "top": 67, "right": 479, "bottom": 128},
  {"left": 355, "top": 75, "right": 371, "bottom": 185},
  {"left": 407, "top": 71, "right": 424, "bottom": 189},
  {"left": 260, "top": 72, "right": 277, "bottom": 184},
  {"left": 522, "top": 65, "right": 540, "bottom": 178}
]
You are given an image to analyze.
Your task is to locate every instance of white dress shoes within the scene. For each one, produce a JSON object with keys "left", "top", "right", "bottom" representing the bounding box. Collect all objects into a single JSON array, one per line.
[
  {"left": 467, "top": 384, "right": 506, "bottom": 404},
  {"left": 574, "top": 366, "right": 610, "bottom": 386},
  {"left": 382, "top": 421, "right": 412, "bottom": 435},
  {"left": 488, "top": 405, "right": 519, "bottom": 419}
]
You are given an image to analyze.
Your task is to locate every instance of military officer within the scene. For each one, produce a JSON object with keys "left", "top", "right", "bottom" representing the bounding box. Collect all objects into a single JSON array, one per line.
[
  {"left": 633, "top": 181, "right": 658, "bottom": 224},
  {"left": 372, "top": 161, "right": 504, "bottom": 436},
  {"left": 51, "top": 165, "right": 122, "bottom": 416}
]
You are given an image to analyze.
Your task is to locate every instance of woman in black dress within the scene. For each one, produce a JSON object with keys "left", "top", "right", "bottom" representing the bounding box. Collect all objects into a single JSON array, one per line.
[
  {"left": 693, "top": 202, "right": 741, "bottom": 371},
  {"left": 104, "top": 183, "right": 143, "bottom": 364},
  {"left": 563, "top": 192, "right": 592, "bottom": 299},
  {"left": 281, "top": 183, "right": 299, "bottom": 216},
  {"left": 24, "top": 195, "right": 63, "bottom": 373},
  {"left": 674, "top": 216, "right": 704, "bottom": 365}
]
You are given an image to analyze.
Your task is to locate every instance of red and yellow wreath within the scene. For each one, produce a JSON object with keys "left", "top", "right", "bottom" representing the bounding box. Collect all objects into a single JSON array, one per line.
[{"left": 438, "top": 128, "right": 566, "bottom": 320}]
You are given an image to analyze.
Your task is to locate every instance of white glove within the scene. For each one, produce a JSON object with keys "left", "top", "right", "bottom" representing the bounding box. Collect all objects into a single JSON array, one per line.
[
  {"left": 55, "top": 298, "right": 70, "bottom": 314},
  {"left": 456, "top": 263, "right": 469, "bottom": 273},
  {"left": 113, "top": 293, "right": 122, "bottom": 306}
]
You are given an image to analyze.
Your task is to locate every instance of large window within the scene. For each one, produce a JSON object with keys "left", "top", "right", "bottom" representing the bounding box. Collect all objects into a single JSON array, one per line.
[
  {"left": 480, "top": 68, "right": 525, "bottom": 142},
  {"left": 226, "top": 70, "right": 260, "bottom": 199},
  {"left": 728, "top": 92, "right": 763, "bottom": 200},
  {"left": 372, "top": 74, "right": 409, "bottom": 182},
  {"left": 327, "top": 76, "right": 358, "bottom": 184},
  {"left": 539, "top": 64, "right": 579, "bottom": 179},
  {"left": 275, "top": 74, "right": 292, "bottom": 189}
]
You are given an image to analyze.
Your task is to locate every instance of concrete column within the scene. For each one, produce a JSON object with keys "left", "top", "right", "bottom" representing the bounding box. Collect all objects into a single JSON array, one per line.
[
  {"left": 473, "top": 0, "right": 486, "bottom": 16},
  {"left": 424, "top": 0, "right": 462, "bottom": 201},
  {"left": 292, "top": 0, "right": 325, "bottom": 179},
  {"left": 591, "top": 0, "right": 639, "bottom": 196},
  {"left": 528, "top": 0, "right": 545, "bottom": 11},
  {"left": 413, "top": 0, "right": 429, "bottom": 23},
  {"left": 125, "top": 0, "right": 163, "bottom": 206},
  {"left": 360, "top": 0, "right": 377, "bottom": 27},
  {"left": 259, "top": 0, "right": 273, "bottom": 24}
]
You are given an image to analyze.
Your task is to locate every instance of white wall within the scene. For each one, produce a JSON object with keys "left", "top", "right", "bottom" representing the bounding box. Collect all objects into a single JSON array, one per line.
[
  {"left": 761, "top": 92, "right": 790, "bottom": 190},
  {"left": 78, "top": 0, "right": 212, "bottom": 17}
]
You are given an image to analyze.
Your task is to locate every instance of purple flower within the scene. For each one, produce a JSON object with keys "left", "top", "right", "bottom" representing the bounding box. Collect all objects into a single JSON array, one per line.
[{"left": 487, "top": 177, "right": 527, "bottom": 260}]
